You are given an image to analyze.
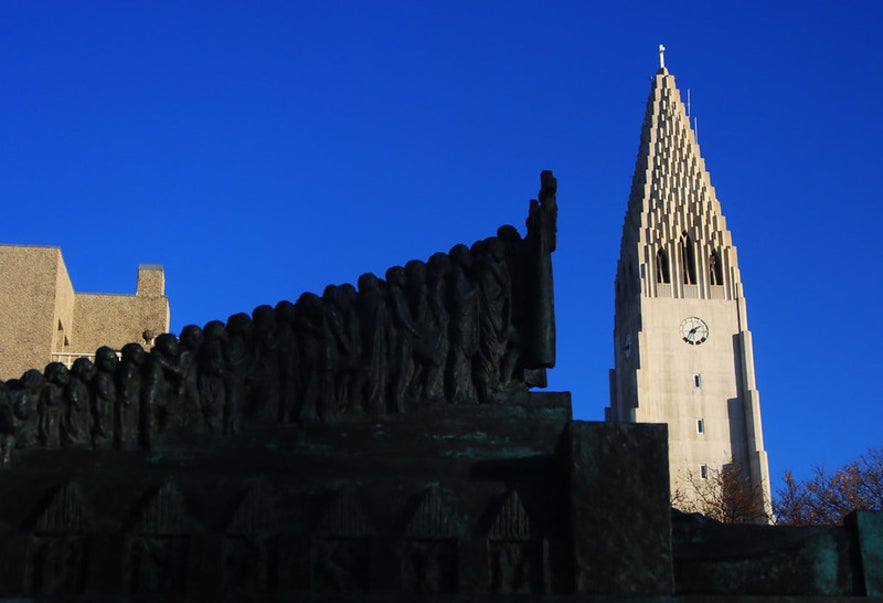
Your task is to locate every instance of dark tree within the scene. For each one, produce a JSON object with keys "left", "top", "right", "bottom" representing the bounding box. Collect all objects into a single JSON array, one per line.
[{"left": 775, "top": 448, "right": 883, "bottom": 525}]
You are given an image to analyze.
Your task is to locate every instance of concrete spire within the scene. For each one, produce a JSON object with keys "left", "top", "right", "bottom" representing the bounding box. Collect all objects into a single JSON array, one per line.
[
  {"left": 621, "top": 63, "right": 732, "bottom": 291},
  {"left": 607, "top": 61, "right": 772, "bottom": 521}
]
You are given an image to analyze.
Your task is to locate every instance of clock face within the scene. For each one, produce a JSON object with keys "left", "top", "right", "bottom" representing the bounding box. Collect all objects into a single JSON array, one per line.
[{"left": 680, "top": 317, "right": 709, "bottom": 345}]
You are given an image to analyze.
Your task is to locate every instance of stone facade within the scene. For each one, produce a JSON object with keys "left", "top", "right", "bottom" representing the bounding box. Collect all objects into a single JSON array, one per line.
[
  {"left": 0, "top": 245, "right": 169, "bottom": 379},
  {"left": 606, "top": 62, "right": 772, "bottom": 516}
]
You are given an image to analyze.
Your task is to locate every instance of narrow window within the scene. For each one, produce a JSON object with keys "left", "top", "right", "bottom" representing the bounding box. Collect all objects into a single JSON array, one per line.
[
  {"left": 679, "top": 233, "right": 697, "bottom": 285},
  {"left": 709, "top": 249, "right": 723, "bottom": 285},
  {"left": 700, "top": 465, "right": 708, "bottom": 479},
  {"left": 697, "top": 419, "right": 704, "bottom": 433},
  {"left": 656, "top": 248, "right": 670, "bottom": 284},
  {"left": 693, "top": 374, "right": 701, "bottom": 388}
]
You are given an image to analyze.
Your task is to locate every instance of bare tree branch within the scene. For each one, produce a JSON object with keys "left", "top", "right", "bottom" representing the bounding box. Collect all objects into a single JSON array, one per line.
[
  {"left": 774, "top": 448, "right": 883, "bottom": 525},
  {"left": 673, "top": 464, "right": 771, "bottom": 524}
]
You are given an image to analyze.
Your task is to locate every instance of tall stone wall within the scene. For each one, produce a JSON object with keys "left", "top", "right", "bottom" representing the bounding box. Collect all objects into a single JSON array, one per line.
[
  {"left": 0, "top": 247, "right": 169, "bottom": 379},
  {"left": 0, "top": 246, "right": 72, "bottom": 379},
  {"left": 72, "top": 265, "right": 169, "bottom": 354}
]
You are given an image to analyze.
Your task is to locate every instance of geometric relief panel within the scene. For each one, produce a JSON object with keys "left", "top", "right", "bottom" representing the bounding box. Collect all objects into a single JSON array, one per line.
[
  {"left": 310, "top": 488, "right": 371, "bottom": 593},
  {"left": 223, "top": 487, "right": 276, "bottom": 596},
  {"left": 128, "top": 536, "right": 189, "bottom": 595},
  {"left": 29, "top": 535, "right": 90, "bottom": 596},
  {"left": 402, "top": 486, "right": 458, "bottom": 594},
  {"left": 223, "top": 535, "right": 271, "bottom": 596},
  {"left": 487, "top": 490, "right": 543, "bottom": 594},
  {"left": 28, "top": 482, "right": 91, "bottom": 596},
  {"left": 488, "top": 540, "right": 543, "bottom": 594},
  {"left": 33, "top": 482, "right": 90, "bottom": 534},
  {"left": 310, "top": 538, "right": 370, "bottom": 593},
  {"left": 127, "top": 481, "right": 191, "bottom": 595}
]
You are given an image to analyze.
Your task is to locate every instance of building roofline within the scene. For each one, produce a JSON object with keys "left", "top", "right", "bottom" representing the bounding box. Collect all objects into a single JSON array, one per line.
[{"left": 0, "top": 243, "right": 62, "bottom": 252}]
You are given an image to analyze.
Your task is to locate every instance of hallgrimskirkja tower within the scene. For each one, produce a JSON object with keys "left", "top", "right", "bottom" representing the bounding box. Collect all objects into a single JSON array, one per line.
[{"left": 606, "top": 48, "right": 771, "bottom": 516}]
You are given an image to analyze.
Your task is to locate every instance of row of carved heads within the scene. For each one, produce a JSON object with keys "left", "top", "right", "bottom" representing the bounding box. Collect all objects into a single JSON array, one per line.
[{"left": 0, "top": 171, "right": 558, "bottom": 456}]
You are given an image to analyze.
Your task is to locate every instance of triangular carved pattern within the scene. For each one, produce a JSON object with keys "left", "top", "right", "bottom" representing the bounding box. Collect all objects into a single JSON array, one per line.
[
  {"left": 315, "top": 489, "right": 370, "bottom": 538},
  {"left": 488, "top": 490, "right": 532, "bottom": 541},
  {"left": 134, "top": 481, "right": 189, "bottom": 534},
  {"left": 227, "top": 487, "right": 275, "bottom": 535},
  {"left": 35, "top": 482, "right": 89, "bottom": 533},
  {"left": 405, "top": 487, "right": 456, "bottom": 539}
]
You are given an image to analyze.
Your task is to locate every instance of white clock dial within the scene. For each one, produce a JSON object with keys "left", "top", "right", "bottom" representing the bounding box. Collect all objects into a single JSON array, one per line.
[{"left": 679, "top": 317, "right": 709, "bottom": 345}]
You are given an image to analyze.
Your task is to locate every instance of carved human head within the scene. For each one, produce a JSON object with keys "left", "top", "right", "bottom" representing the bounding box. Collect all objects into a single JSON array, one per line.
[
  {"left": 44, "top": 362, "right": 70, "bottom": 386},
  {"left": 121, "top": 342, "right": 146, "bottom": 366},
  {"left": 322, "top": 285, "right": 341, "bottom": 306},
  {"left": 357, "top": 273, "right": 380, "bottom": 294},
  {"left": 497, "top": 224, "right": 521, "bottom": 244},
  {"left": 295, "top": 292, "right": 322, "bottom": 318},
  {"left": 385, "top": 266, "right": 406, "bottom": 288},
  {"left": 94, "top": 346, "right": 119, "bottom": 373},
  {"left": 449, "top": 244, "right": 472, "bottom": 269},
  {"left": 154, "top": 333, "right": 179, "bottom": 357},
  {"left": 203, "top": 320, "right": 226, "bottom": 342},
  {"left": 340, "top": 283, "right": 357, "bottom": 303},
  {"left": 21, "top": 369, "right": 44, "bottom": 392},
  {"left": 405, "top": 260, "right": 426, "bottom": 288},
  {"left": 180, "top": 325, "right": 204, "bottom": 350},
  {"left": 227, "top": 313, "right": 253, "bottom": 338},
  {"left": 71, "top": 357, "right": 96, "bottom": 382},
  {"left": 252, "top": 305, "right": 275, "bottom": 330},
  {"left": 274, "top": 302, "right": 296, "bottom": 325},
  {"left": 485, "top": 237, "right": 505, "bottom": 261},
  {"left": 428, "top": 252, "right": 451, "bottom": 280}
]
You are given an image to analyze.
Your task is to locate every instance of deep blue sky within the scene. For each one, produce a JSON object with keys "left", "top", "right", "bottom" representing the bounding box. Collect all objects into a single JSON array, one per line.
[{"left": 2, "top": 2, "right": 881, "bottom": 491}]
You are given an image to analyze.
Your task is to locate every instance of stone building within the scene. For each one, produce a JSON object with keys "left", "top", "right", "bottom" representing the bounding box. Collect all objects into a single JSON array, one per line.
[
  {"left": 0, "top": 244, "right": 169, "bottom": 379},
  {"left": 606, "top": 49, "right": 772, "bottom": 516}
]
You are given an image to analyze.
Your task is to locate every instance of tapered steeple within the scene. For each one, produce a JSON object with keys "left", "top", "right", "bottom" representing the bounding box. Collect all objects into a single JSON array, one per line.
[
  {"left": 607, "top": 50, "right": 771, "bottom": 521},
  {"left": 617, "top": 60, "right": 742, "bottom": 306}
]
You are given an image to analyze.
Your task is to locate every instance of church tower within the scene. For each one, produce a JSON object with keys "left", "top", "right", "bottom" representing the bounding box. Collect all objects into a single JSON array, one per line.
[{"left": 606, "top": 47, "right": 771, "bottom": 516}]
